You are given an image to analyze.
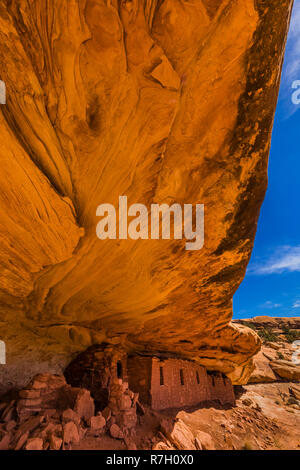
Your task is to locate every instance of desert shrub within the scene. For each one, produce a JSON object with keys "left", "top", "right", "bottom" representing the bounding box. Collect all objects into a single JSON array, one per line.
[
  {"left": 257, "top": 328, "right": 278, "bottom": 342},
  {"left": 277, "top": 352, "right": 284, "bottom": 360},
  {"left": 282, "top": 326, "right": 300, "bottom": 343},
  {"left": 243, "top": 322, "right": 256, "bottom": 331}
]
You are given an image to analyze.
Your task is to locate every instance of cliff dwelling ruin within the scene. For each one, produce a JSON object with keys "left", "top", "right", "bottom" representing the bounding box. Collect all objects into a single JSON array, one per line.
[
  {"left": 64, "top": 344, "right": 235, "bottom": 412},
  {"left": 127, "top": 355, "right": 235, "bottom": 410}
]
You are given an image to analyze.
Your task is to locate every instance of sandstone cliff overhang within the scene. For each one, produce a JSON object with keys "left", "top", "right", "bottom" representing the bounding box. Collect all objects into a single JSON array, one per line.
[{"left": 0, "top": 0, "right": 294, "bottom": 392}]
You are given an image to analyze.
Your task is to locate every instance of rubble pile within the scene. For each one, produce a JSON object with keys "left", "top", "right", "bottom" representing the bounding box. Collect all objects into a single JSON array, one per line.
[{"left": 0, "top": 373, "right": 137, "bottom": 450}]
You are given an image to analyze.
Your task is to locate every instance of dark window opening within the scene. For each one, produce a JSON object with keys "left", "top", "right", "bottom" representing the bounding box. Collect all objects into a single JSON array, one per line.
[
  {"left": 180, "top": 369, "right": 184, "bottom": 386},
  {"left": 160, "top": 366, "right": 164, "bottom": 386},
  {"left": 117, "top": 361, "right": 123, "bottom": 379},
  {"left": 196, "top": 371, "right": 200, "bottom": 384},
  {"left": 212, "top": 376, "right": 215, "bottom": 387}
]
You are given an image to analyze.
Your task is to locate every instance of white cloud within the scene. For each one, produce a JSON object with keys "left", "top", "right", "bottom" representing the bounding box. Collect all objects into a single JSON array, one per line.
[
  {"left": 250, "top": 245, "right": 300, "bottom": 275},
  {"left": 280, "top": 2, "right": 300, "bottom": 118},
  {"left": 260, "top": 300, "right": 282, "bottom": 309},
  {"left": 284, "top": 4, "right": 300, "bottom": 79},
  {"left": 293, "top": 300, "right": 300, "bottom": 308}
]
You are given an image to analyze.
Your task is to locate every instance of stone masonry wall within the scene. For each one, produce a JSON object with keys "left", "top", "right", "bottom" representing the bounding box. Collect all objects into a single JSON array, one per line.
[
  {"left": 208, "top": 374, "right": 236, "bottom": 405},
  {"left": 150, "top": 358, "right": 211, "bottom": 410},
  {"left": 66, "top": 349, "right": 235, "bottom": 412},
  {"left": 64, "top": 344, "right": 127, "bottom": 411},
  {"left": 127, "top": 356, "right": 153, "bottom": 405}
]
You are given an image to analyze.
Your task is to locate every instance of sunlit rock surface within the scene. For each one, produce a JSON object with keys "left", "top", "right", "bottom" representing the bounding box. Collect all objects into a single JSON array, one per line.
[{"left": 0, "top": 0, "right": 293, "bottom": 392}]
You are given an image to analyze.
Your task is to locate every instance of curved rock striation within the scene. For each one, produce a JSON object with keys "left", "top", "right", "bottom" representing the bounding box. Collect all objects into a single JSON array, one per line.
[{"left": 0, "top": 1, "right": 294, "bottom": 391}]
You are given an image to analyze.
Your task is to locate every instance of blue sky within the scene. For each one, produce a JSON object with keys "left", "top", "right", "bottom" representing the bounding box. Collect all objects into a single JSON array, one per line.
[{"left": 233, "top": 2, "right": 300, "bottom": 319}]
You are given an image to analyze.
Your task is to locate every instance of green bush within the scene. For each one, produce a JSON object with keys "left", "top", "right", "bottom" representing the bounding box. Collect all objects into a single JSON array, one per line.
[
  {"left": 282, "top": 326, "right": 300, "bottom": 343},
  {"left": 243, "top": 322, "right": 256, "bottom": 331},
  {"left": 257, "top": 328, "right": 278, "bottom": 342}
]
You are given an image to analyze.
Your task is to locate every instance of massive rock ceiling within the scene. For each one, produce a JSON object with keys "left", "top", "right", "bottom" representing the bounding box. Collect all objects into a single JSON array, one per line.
[{"left": 0, "top": 0, "right": 294, "bottom": 392}]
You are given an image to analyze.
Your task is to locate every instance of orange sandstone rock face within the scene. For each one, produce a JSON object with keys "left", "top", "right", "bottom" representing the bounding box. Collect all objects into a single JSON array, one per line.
[{"left": 0, "top": 1, "right": 293, "bottom": 391}]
